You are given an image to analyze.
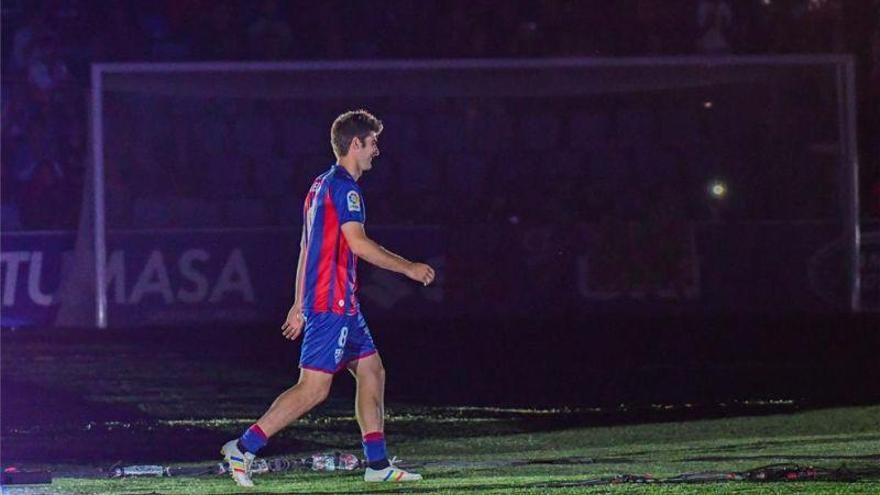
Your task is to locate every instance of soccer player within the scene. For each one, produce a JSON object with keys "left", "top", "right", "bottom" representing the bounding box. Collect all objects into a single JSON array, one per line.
[{"left": 221, "top": 110, "right": 434, "bottom": 487}]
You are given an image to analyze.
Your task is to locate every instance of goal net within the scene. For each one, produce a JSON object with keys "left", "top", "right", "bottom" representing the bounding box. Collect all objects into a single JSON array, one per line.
[{"left": 55, "top": 57, "right": 861, "bottom": 327}]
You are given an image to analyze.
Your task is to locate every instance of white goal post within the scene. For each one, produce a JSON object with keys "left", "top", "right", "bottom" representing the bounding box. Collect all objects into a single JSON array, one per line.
[{"left": 85, "top": 56, "right": 861, "bottom": 328}]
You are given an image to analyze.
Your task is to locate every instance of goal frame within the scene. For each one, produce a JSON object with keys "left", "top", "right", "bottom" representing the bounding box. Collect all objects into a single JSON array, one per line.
[{"left": 89, "top": 55, "right": 861, "bottom": 327}]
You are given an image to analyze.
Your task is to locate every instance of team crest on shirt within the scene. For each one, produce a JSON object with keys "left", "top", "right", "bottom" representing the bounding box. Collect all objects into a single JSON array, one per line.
[{"left": 347, "top": 191, "right": 361, "bottom": 212}]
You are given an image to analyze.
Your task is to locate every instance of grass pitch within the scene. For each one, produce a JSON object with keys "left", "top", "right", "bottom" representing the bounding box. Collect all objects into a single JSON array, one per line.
[
  {"left": 2, "top": 330, "right": 879, "bottom": 494},
  {"left": 10, "top": 404, "right": 880, "bottom": 494}
]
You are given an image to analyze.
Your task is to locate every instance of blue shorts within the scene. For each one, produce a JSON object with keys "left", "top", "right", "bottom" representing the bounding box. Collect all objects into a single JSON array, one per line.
[{"left": 299, "top": 311, "right": 377, "bottom": 374}]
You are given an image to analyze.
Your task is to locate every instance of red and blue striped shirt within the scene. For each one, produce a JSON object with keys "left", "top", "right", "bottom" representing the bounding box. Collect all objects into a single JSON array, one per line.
[{"left": 300, "top": 164, "right": 365, "bottom": 315}]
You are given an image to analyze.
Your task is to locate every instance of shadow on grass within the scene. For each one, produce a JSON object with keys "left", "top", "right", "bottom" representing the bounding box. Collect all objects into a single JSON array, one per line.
[
  {"left": 1, "top": 378, "right": 330, "bottom": 464},
  {"left": 685, "top": 454, "right": 880, "bottom": 462},
  {"left": 184, "top": 481, "right": 605, "bottom": 495},
  {"left": 4, "top": 327, "right": 877, "bottom": 467}
]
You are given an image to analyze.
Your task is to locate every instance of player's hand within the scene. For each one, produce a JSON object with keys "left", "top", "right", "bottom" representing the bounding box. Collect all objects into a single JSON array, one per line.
[
  {"left": 406, "top": 262, "right": 435, "bottom": 286},
  {"left": 281, "top": 304, "right": 305, "bottom": 340}
]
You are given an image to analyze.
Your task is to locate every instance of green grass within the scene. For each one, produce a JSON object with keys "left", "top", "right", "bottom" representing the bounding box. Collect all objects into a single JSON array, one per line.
[
  {"left": 3, "top": 334, "right": 879, "bottom": 494},
  {"left": 29, "top": 405, "right": 880, "bottom": 494}
]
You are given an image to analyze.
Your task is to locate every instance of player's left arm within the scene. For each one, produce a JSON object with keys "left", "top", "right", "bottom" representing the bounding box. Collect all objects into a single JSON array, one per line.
[{"left": 341, "top": 222, "right": 435, "bottom": 286}]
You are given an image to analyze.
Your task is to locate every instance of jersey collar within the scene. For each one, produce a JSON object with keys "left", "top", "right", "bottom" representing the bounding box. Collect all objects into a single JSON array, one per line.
[{"left": 333, "top": 163, "right": 356, "bottom": 181}]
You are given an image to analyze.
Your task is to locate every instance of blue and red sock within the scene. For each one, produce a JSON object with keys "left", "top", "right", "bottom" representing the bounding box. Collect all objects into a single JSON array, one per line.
[
  {"left": 237, "top": 424, "right": 268, "bottom": 455},
  {"left": 362, "top": 431, "right": 390, "bottom": 470}
]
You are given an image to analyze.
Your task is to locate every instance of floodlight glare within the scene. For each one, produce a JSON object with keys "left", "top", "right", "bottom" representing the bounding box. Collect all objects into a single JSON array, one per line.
[{"left": 709, "top": 180, "right": 727, "bottom": 199}]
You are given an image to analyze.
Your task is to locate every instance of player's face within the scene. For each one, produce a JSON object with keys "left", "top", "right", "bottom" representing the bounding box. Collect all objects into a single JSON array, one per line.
[{"left": 356, "top": 133, "right": 380, "bottom": 172}]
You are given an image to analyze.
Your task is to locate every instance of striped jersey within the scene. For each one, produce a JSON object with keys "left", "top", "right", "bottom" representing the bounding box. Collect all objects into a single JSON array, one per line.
[{"left": 300, "top": 164, "right": 365, "bottom": 315}]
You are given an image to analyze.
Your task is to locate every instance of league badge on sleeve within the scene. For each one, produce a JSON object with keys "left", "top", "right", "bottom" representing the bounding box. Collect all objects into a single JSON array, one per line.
[{"left": 347, "top": 191, "right": 362, "bottom": 212}]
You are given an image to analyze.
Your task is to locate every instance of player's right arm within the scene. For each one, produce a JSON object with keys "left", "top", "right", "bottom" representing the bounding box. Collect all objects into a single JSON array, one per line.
[
  {"left": 282, "top": 231, "right": 308, "bottom": 340},
  {"left": 341, "top": 222, "right": 435, "bottom": 286}
]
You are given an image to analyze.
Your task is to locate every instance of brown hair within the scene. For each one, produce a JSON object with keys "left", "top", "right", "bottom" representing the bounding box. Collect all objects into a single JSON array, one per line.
[{"left": 330, "top": 109, "right": 383, "bottom": 159}]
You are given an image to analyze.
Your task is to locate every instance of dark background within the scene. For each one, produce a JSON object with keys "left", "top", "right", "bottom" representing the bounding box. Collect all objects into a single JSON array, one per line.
[{"left": 2, "top": 0, "right": 879, "bottom": 231}]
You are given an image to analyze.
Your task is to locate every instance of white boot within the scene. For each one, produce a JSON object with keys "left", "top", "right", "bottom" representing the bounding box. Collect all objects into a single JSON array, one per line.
[
  {"left": 220, "top": 440, "right": 256, "bottom": 487},
  {"left": 364, "top": 461, "right": 423, "bottom": 482}
]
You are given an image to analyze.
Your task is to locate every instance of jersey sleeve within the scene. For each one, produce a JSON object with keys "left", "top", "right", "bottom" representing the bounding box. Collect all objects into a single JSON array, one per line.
[{"left": 331, "top": 181, "right": 366, "bottom": 225}]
